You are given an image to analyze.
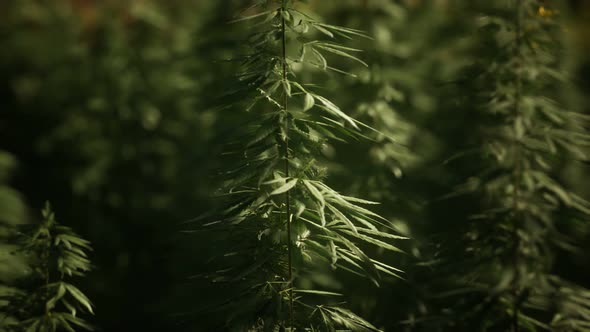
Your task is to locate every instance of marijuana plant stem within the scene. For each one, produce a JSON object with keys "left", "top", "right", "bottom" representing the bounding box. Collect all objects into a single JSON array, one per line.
[
  {"left": 44, "top": 229, "right": 51, "bottom": 318},
  {"left": 511, "top": 1, "right": 523, "bottom": 331},
  {"left": 280, "top": 1, "right": 294, "bottom": 329}
]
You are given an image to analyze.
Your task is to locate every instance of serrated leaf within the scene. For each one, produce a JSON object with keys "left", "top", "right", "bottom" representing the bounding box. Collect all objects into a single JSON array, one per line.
[
  {"left": 303, "top": 180, "right": 324, "bottom": 206},
  {"left": 315, "top": 23, "right": 371, "bottom": 39},
  {"left": 339, "top": 229, "right": 404, "bottom": 253},
  {"left": 230, "top": 10, "right": 273, "bottom": 23},
  {"left": 46, "top": 282, "right": 66, "bottom": 312},
  {"left": 298, "top": 45, "right": 307, "bottom": 61},
  {"left": 310, "top": 48, "right": 328, "bottom": 69},
  {"left": 62, "top": 299, "right": 77, "bottom": 317},
  {"left": 327, "top": 204, "right": 358, "bottom": 235},
  {"left": 314, "top": 95, "right": 358, "bottom": 129},
  {"left": 315, "top": 44, "right": 368, "bottom": 67},
  {"left": 62, "top": 313, "right": 94, "bottom": 330},
  {"left": 293, "top": 289, "right": 343, "bottom": 296},
  {"left": 65, "top": 284, "right": 93, "bottom": 314},
  {"left": 295, "top": 200, "right": 306, "bottom": 219},
  {"left": 303, "top": 93, "right": 315, "bottom": 111},
  {"left": 282, "top": 79, "right": 291, "bottom": 97},
  {"left": 313, "top": 24, "right": 333, "bottom": 38},
  {"left": 270, "top": 178, "right": 298, "bottom": 196}
]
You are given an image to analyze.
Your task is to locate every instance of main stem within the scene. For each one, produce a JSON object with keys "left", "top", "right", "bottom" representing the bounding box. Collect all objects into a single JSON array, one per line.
[
  {"left": 280, "top": 1, "right": 294, "bottom": 329},
  {"left": 43, "top": 227, "right": 51, "bottom": 326},
  {"left": 511, "top": 1, "right": 523, "bottom": 331}
]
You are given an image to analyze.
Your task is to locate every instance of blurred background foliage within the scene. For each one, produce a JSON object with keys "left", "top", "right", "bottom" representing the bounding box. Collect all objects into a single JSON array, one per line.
[{"left": 0, "top": 0, "right": 588, "bottom": 331}]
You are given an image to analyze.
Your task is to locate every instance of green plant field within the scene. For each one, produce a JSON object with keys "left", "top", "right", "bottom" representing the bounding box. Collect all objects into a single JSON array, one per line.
[{"left": 1, "top": 1, "right": 589, "bottom": 331}]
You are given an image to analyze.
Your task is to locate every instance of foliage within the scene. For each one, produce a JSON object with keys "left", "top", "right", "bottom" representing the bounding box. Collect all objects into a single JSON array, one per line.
[
  {"left": 0, "top": 0, "right": 589, "bottom": 331},
  {"left": 0, "top": 151, "right": 28, "bottom": 327},
  {"left": 1, "top": 203, "right": 94, "bottom": 332},
  {"left": 420, "top": 1, "right": 590, "bottom": 330},
  {"left": 312, "top": 2, "right": 478, "bottom": 329},
  {"left": 193, "top": 0, "right": 406, "bottom": 330},
  {"left": 0, "top": 1, "right": 221, "bottom": 330}
]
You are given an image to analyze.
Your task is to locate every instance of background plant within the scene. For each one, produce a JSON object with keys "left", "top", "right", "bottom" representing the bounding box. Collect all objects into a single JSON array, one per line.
[
  {"left": 414, "top": 1, "right": 590, "bottom": 331},
  {"left": 1, "top": 0, "right": 589, "bottom": 331},
  {"left": 1, "top": 202, "right": 94, "bottom": 332},
  {"left": 0, "top": 151, "right": 28, "bottom": 327}
]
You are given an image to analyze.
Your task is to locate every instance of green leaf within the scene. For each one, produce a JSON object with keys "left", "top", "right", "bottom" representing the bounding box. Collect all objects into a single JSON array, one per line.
[
  {"left": 293, "top": 289, "right": 343, "bottom": 296},
  {"left": 46, "top": 282, "right": 66, "bottom": 312},
  {"left": 62, "top": 313, "right": 94, "bottom": 330},
  {"left": 62, "top": 299, "right": 77, "bottom": 317},
  {"left": 270, "top": 178, "right": 298, "bottom": 196},
  {"left": 298, "top": 45, "right": 306, "bottom": 61},
  {"left": 326, "top": 204, "right": 358, "bottom": 235},
  {"left": 314, "top": 23, "right": 371, "bottom": 39},
  {"left": 311, "top": 48, "right": 328, "bottom": 69},
  {"left": 314, "top": 44, "right": 368, "bottom": 67},
  {"left": 295, "top": 200, "right": 306, "bottom": 219},
  {"left": 313, "top": 95, "right": 359, "bottom": 129},
  {"left": 56, "top": 315, "right": 76, "bottom": 332},
  {"left": 303, "top": 93, "right": 315, "bottom": 111},
  {"left": 339, "top": 195, "right": 379, "bottom": 205},
  {"left": 313, "top": 24, "right": 333, "bottom": 38},
  {"left": 357, "top": 227, "right": 408, "bottom": 240},
  {"left": 303, "top": 180, "right": 325, "bottom": 206},
  {"left": 65, "top": 283, "right": 94, "bottom": 314},
  {"left": 338, "top": 228, "right": 404, "bottom": 253},
  {"left": 230, "top": 10, "right": 273, "bottom": 23},
  {"left": 280, "top": 9, "right": 291, "bottom": 22},
  {"left": 282, "top": 79, "right": 292, "bottom": 97}
]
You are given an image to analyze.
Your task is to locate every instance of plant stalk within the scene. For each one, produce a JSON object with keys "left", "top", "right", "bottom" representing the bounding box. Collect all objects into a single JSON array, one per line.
[
  {"left": 280, "top": 0, "right": 295, "bottom": 329},
  {"left": 511, "top": 1, "right": 523, "bottom": 331}
]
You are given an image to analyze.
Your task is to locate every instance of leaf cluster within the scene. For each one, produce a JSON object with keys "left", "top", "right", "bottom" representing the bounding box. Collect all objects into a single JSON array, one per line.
[
  {"left": 0, "top": 203, "right": 94, "bottom": 332},
  {"left": 424, "top": 1, "right": 590, "bottom": 330},
  {"left": 193, "top": 1, "right": 406, "bottom": 330}
]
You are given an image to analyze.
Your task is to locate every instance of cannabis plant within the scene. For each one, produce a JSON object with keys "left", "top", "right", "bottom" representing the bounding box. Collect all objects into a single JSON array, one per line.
[
  {"left": 1, "top": 202, "right": 94, "bottom": 332},
  {"left": 315, "top": 2, "right": 482, "bottom": 329},
  {"left": 426, "top": 0, "right": 590, "bottom": 330},
  {"left": 195, "top": 0, "right": 406, "bottom": 330},
  {"left": 0, "top": 151, "right": 28, "bottom": 327}
]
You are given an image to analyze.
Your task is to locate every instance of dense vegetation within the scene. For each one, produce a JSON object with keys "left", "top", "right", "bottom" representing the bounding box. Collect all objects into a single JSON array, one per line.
[{"left": 1, "top": 1, "right": 589, "bottom": 331}]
